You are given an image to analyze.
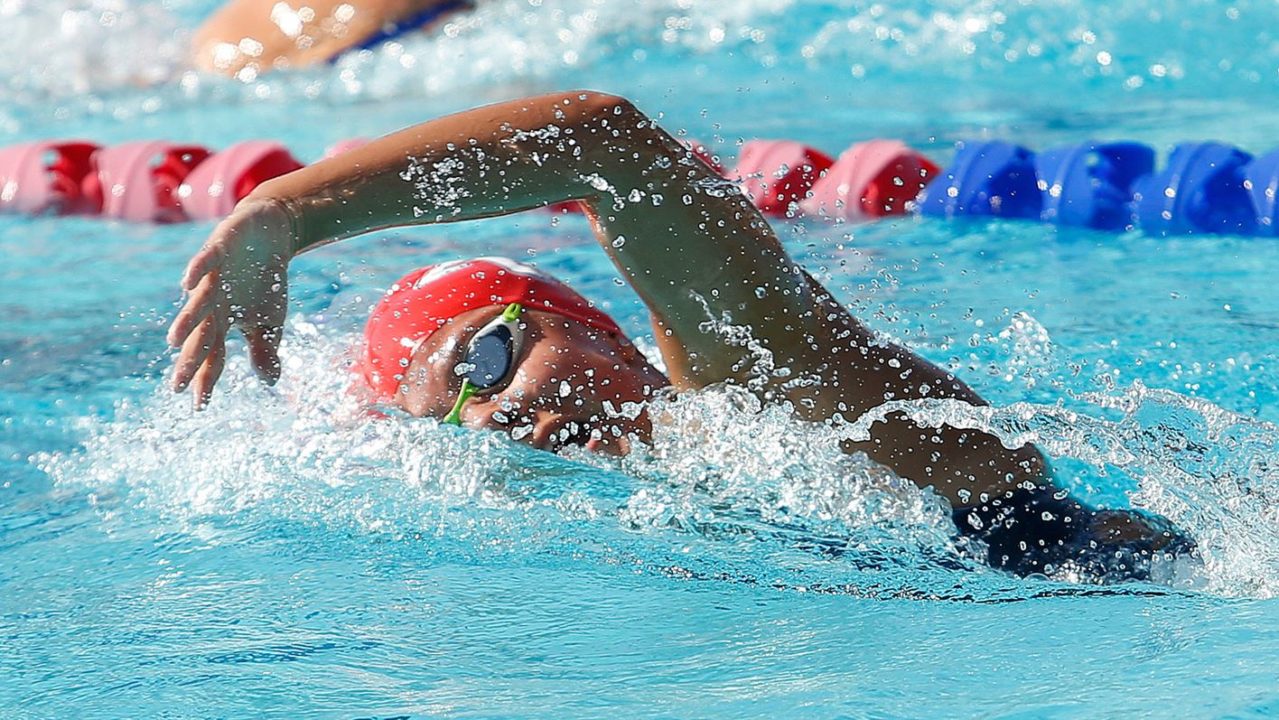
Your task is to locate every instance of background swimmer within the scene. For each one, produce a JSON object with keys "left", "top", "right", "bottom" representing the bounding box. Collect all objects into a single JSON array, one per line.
[
  {"left": 192, "top": 0, "right": 472, "bottom": 78},
  {"left": 167, "top": 90, "right": 1194, "bottom": 579}
]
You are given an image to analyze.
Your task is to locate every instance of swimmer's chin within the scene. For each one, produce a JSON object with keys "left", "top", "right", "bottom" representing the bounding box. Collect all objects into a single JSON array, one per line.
[{"left": 584, "top": 434, "right": 633, "bottom": 457}]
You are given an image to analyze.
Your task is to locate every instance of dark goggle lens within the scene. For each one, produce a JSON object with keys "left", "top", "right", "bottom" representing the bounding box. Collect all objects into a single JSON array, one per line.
[{"left": 464, "top": 324, "right": 514, "bottom": 389}]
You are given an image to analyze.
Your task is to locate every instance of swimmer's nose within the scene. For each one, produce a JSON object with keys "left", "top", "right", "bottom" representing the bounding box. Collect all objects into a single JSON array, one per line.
[{"left": 528, "top": 411, "right": 583, "bottom": 452}]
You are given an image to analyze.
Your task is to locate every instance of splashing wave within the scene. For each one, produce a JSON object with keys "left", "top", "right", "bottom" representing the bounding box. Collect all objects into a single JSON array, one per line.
[
  {"left": 0, "top": 0, "right": 187, "bottom": 104},
  {"left": 36, "top": 308, "right": 1279, "bottom": 599}
]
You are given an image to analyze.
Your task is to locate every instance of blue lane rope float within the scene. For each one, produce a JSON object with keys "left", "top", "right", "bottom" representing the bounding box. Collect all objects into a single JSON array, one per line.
[
  {"left": 1245, "top": 148, "right": 1279, "bottom": 237},
  {"left": 917, "top": 138, "right": 1279, "bottom": 238},
  {"left": 1034, "top": 141, "right": 1154, "bottom": 231},
  {"left": 1132, "top": 141, "right": 1255, "bottom": 236},
  {"left": 917, "top": 140, "right": 1041, "bottom": 220}
]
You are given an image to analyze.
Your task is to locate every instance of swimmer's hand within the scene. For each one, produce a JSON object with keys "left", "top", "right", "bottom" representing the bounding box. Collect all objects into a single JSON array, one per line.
[{"left": 167, "top": 198, "right": 294, "bottom": 408}]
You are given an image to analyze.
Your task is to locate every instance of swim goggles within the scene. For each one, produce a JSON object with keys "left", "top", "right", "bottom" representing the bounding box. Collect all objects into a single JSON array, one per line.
[{"left": 442, "top": 303, "right": 525, "bottom": 426}]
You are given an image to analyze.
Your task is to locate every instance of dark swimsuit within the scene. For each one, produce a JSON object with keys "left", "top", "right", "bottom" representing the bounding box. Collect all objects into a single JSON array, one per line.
[
  {"left": 953, "top": 487, "right": 1196, "bottom": 581},
  {"left": 343, "top": 0, "right": 474, "bottom": 55}
]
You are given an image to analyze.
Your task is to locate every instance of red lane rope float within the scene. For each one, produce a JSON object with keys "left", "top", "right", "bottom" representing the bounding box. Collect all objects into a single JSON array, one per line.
[
  {"left": 801, "top": 140, "right": 938, "bottom": 221},
  {"left": 0, "top": 141, "right": 102, "bottom": 216},
  {"left": 179, "top": 141, "right": 303, "bottom": 221},
  {"left": 732, "top": 140, "right": 834, "bottom": 217},
  {"left": 0, "top": 135, "right": 915, "bottom": 225},
  {"left": 89, "top": 141, "right": 212, "bottom": 223},
  {"left": 0, "top": 139, "right": 303, "bottom": 223}
]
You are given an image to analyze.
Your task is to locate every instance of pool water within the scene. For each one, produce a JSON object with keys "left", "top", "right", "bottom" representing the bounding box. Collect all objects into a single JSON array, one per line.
[{"left": 4, "top": 0, "right": 1279, "bottom": 716}]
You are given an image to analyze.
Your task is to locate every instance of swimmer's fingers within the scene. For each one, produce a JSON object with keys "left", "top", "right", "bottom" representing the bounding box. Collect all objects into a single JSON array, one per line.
[
  {"left": 192, "top": 333, "right": 227, "bottom": 410},
  {"left": 167, "top": 272, "right": 219, "bottom": 347},
  {"left": 181, "top": 240, "right": 227, "bottom": 292},
  {"left": 244, "top": 325, "right": 283, "bottom": 386},
  {"left": 172, "top": 313, "right": 222, "bottom": 394}
]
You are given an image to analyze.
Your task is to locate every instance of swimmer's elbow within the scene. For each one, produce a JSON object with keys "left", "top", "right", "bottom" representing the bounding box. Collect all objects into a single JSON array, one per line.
[
  {"left": 562, "top": 91, "right": 647, "bottom": 127},
  {"left": 189, "top": 26, "right": 223, "bottom": 73},
  {"left": 189, "top": 19, "right": 253, "bottom": 76}
]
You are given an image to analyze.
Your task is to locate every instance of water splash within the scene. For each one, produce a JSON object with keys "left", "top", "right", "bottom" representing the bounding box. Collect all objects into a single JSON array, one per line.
[
  {"left": 38, "top": 317, "right": 984, "bottom": 595},
  {"left": 0, "top": 0, "right": 794, "bottom": 115},
  {"left": 38, "top": 283, "right": 1279, "bottom": 598},
  {"left": 0, "top": 0, "right": 187, "bottom": 104},
  {"left": 994, "top": 311, "right": 1054, "bottom": 388},
  {"left": 600, "top": 385, "right": 960, "bottom": 552}
]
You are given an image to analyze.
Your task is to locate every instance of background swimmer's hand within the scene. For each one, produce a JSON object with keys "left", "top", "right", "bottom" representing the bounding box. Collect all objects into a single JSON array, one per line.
[{"left": 167, "top": 198, "right": 294, "bottom": 408}]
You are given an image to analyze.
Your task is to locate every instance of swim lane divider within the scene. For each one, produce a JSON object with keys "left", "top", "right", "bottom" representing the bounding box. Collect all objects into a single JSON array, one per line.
[
  {"left": 735, "top": 137, "right": 1279, "bottom": 237},
  {"left": 2, "top": 135, "right": 1277, "bottom": 237}
]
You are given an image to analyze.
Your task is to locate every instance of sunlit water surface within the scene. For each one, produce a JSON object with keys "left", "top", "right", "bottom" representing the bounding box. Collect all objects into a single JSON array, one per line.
[{"left": 4, "top": 0, "right": 1279, "bottom": 717}]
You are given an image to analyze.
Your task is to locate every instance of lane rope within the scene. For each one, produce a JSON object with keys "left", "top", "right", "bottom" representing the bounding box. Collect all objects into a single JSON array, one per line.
[{"left": 3, "top": 134, "right": 1276, "bottom": 237}]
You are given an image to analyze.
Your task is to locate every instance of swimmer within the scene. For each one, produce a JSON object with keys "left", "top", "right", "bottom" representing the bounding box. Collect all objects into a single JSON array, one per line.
[
  {"left": 192, "top": 0, "right": 472, "bottom": 77},
  {"left": 166, "top": 90, "right": 1194, "bottom": 580}
]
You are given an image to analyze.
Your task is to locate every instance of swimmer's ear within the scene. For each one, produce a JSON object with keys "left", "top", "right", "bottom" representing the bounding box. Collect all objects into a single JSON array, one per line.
[{"left": 244, "top": 326, "right": 282, "bottom": 385}]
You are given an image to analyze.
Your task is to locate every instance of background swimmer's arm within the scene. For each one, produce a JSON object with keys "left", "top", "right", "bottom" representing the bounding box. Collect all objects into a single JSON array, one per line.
[
  {"left": 192, "top": 0, "right": 458, "bottom": 76},
  {"left": 170, "top": 90, "right": 1048, "bottom": 501}
]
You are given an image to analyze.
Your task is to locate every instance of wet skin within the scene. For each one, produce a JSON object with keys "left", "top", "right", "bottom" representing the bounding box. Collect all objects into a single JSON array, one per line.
[{"left": 396, "top": 306, "right": 668, "bottom": 455}]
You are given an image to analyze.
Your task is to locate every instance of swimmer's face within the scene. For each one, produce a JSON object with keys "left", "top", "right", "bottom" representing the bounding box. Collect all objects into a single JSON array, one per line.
[{"left": 396, "top": 306, "right": 668, "bottom": 455}]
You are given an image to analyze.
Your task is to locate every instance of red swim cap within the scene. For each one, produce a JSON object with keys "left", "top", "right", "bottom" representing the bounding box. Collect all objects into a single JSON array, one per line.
[{"left": 358, "top": 257, "right": 623, "bottom": 399}]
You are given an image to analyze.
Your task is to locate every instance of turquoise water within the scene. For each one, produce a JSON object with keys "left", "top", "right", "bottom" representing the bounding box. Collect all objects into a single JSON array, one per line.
[{"left": 5, "top": 0, "right": 1279, "bottom": 716}]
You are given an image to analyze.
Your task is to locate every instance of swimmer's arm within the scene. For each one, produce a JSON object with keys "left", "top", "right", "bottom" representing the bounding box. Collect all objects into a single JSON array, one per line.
[
  {"left": 192, "top": 0, "right": 457, "bottom": 76},
  {"left": 172, "top": 90, "right": 795, "bottom": 404},
  {"left": 248, "top": 91, "right": 823, "bottom": 386},
  {"left": 251, "top": 91, "right": 1006, "bottom": 414},
  {"left": 250, "top": 89, "right": 1048, "bottom": 497}
]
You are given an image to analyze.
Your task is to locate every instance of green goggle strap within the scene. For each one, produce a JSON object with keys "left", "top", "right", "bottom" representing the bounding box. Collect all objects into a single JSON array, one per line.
[
  {"left": 441, "top": 303, "right": 523, "bottom": 427},
  {"left": 443, "top": 380, "right": 477, "bottom": 426}
]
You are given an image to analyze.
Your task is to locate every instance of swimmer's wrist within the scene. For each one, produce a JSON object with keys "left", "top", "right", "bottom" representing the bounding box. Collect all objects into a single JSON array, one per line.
[
  {"left": 243, "top": 184, "right": 310, "bottom": 257},
  {"left": 248, "top": 178, "right": 353, "bottom": 255},
  {"left": 270, "top": 195, "right": 308, "bottom": 257}
]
